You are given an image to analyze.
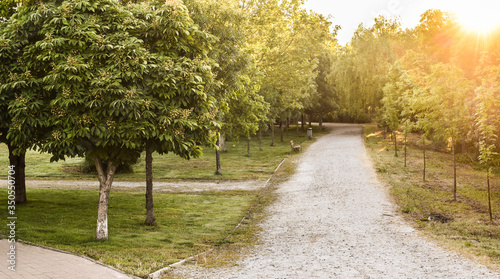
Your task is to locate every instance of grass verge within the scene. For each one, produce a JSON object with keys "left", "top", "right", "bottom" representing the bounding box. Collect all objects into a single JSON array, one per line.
[
  {"left": 364, "top": 124, "right": 500, "bottom": 272},
  {"left": 0, "top": 188, "right": 254, "bottom": 277}
]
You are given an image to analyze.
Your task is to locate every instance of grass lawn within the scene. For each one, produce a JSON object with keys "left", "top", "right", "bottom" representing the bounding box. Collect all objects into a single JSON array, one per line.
[
  {"left": 0, "top": 125, "right": 325, "bottom": 181},
  {"left": 0, "top": 125, "right": 328, "bottom": 277},
  {"left": 0, "top": 188, "right": 255, "bottom": 277},
  {"left": 364, "top": 124, "right": 500, "bottom": 271}
]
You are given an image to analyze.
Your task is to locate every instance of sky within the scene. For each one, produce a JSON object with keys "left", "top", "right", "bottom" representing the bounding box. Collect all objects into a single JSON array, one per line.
[{"left": 302, "top": 0, "right": 500, "bottom": 45}]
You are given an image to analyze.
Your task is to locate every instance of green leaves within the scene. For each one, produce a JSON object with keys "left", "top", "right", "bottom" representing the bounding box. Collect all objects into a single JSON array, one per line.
[{"left": 0, "top": 0, "right": 219, "bottom": 165}]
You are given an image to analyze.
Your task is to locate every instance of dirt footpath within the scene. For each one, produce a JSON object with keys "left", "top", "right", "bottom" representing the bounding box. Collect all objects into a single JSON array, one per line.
[{"left": 170, "top": 123, "right": 500, "bottom": 279}]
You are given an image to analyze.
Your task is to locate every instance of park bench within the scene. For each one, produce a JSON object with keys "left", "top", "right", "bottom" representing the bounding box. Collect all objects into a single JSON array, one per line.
[{"left": 290, "top": 140, "right": 302, "bottom": 154}]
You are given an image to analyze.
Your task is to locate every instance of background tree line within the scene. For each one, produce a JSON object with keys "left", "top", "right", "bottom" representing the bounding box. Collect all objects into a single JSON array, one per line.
[{"left": 331, "top": 10, "right": 500, "bottom": 221}]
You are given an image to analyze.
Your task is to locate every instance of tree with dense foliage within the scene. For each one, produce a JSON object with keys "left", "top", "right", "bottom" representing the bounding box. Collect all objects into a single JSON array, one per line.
[
  {"left": 305, "top": 43, "right": 339, "bottom": 126},
  {"left": 3, "top": 0, "right": 217, "bottom": 239},
  {"left": 474, "top": 54, "right": 500, "bottom": 222},
  {"left": 241, "top": 0, "right": 335, "bottom": 144},
  {"left": 0, "top": 0, "right": 18, "bottom": 20},
  {"left": 183, "top": 0, "right": 266, "bottom": 174},
  {"left": 380, "top": 63, "right": 407, "bottom": 157}
]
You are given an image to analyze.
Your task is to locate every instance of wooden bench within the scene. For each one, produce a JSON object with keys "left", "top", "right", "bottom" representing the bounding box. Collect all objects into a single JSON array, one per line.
[{"left": 290, "top": 140, "right": 302, "bottom": 154}]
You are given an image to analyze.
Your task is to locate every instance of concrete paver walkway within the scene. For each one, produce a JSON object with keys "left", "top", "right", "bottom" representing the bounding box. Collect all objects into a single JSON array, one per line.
[{"left": 0, "top": 239, "right": 134, "bottom": 279}]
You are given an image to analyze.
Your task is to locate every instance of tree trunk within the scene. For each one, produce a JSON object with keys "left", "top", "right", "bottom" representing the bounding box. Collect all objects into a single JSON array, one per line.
[
  {"left": 308, "top": 115, "right": 312, "bottom": 127},
  {"left": 215, "top": 137, "right": 222, "bottom": 175},
  {"left": 95, "top": 157, "right": 117, "bottom": 240},
  {"left": 452, "top": 137, "right": 457, "bottom": 201},
  {"left": 271, "top": 123, "right": 275, "bottom": 146},
  {"left": 259, "top": 129, "right": 263, "bottom": 151},
  {"left": 220, "top": 133, "right": 226, "bottom": 152},
  {"left": 280, "top": 121, "right": 284, "bottom": 142},
  {"left": 247, "top": 137, "right": 251, "bottom": 156},
  {"left": 423, "top": 139, "right": 426, "bottom": 182},
  {"left": 286, "top": 118, "right": 289, "bottom": 139},
  {"left": 8, "top": 144, "right": 26, "bottom": 204},
  {"left": 404, "top": 133, "right": 407, "bottom": 168},
  {"left": 319, "top": 117, "right": 323, "bottom": 128},
  {"left": 393, "top": 131, "right": 398, "bottom": 157},
  {"left": 301, "top": 114, "right": 305, "bottom": 130},
  {"left": 145, "top": 147, "right": 156, "bottom": 226},
  {"left": 487, "top": 168, "right": 493, "bottom": 222},
  {"left": 296, "top": 119, "right": 299, "bottom": 135}
]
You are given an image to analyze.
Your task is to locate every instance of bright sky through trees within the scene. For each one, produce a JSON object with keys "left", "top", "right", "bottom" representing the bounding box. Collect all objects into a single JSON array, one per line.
[
  {"left": 303, "top": 0, "right": 500, "bottom": 44},
  {"left": 454, "top": 4, "right": 500, "bottom": 34}
]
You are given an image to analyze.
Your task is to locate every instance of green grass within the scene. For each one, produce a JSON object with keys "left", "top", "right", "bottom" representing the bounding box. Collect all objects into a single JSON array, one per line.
[
  {"left": 0, "top": 125, "right": 329, "bottom": 277},
  {"left": 0, "top": 188, "right": 255, "bottom": 277},
  {"left": 364, "top": 124, "right": 500, "bottom": 272},
  {"left": 0, "top": 125, "right": 326, "bottom": 181}
]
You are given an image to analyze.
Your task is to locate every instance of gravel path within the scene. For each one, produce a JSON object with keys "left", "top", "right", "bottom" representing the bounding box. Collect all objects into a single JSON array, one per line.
[
  {"left": 26, "top": 179, "right": 265, "bottom": 192},
  {"left": 170, "top": 123, "right": 500, "bottom": 279}
]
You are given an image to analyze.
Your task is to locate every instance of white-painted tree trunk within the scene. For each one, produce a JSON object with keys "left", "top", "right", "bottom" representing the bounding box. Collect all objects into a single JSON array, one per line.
[{"left": 94, "top": 157, "right": 117, "bottom": 240}]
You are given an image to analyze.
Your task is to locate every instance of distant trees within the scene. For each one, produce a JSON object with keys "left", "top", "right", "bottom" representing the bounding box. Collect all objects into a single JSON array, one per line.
[
  {"left": 329, "top": 16, "right": 404, "bottom": 122},
  {"left": 351, "top": 8, "right": 500, "bottom": 220}
]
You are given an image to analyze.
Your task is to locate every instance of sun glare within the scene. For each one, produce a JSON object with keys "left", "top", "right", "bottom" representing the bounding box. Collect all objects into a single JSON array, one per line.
[{"left": 453, "top": 5, "right": 500, "bottom": 34}]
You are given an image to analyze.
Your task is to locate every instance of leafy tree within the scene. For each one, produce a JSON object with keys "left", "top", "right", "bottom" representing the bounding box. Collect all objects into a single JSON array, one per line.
[
  {"left": 4, "top": 0, "right": 217, "bottom": 239},
  {"left": 223, "top": 81, "right": 269, "bottom": 156},
  {"left": 380, "top": 64, "right": 405, "bottom": 157},
  {"left": 127, "top": 1, "right": 218, "bottom": 226},
  {"left": 183, "top": 0, "right": 261, "bottom": 174},
  {"left": 427, "top": 63, "right": 472, "bottom": 200},
  {"left": 475, "top": 85, "right": 499, "bottom": 222},
  {"left": 241, "top": 0, "right": 335, "bottom": 144},
  {"left": 415, "top": 9, "right": 458, "bottom": 63},
  {"left": 475, "top": 55, "right": 500, "bottom": 222},
  {"left": 0, "top": 0, "right": 18, "bottom": 20},
  {"left": 305, "top": 43, "right": 339, "bottom": 127},
  {"left": 0, "top": 0, "right": 50, "bottom": 204}
]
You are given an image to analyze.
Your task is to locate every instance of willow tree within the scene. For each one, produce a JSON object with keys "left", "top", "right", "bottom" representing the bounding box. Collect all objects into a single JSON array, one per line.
[
  {"left": 5, "top": 0, "right": 217, "bottom": 239},
  {"left": 330, "top": 16, "right": 403, "bottom": 122}
]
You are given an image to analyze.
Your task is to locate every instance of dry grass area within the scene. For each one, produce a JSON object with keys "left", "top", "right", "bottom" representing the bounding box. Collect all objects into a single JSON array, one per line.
[{"left": 364, "top": 124, "right": 500, "bottom": 272}]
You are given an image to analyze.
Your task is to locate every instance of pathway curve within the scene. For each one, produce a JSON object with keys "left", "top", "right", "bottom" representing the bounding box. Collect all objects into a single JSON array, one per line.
[
  {"left": 171, "top": 123, "right": 500, "bottom": 278},
  {"left": 0, "top": 239, "right": 135, "bottom": 279}
]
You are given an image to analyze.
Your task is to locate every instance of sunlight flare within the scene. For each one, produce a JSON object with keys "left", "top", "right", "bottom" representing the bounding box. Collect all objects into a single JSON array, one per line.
[{"left": 453, "top": 5, "right": 500, "bottom": 34}]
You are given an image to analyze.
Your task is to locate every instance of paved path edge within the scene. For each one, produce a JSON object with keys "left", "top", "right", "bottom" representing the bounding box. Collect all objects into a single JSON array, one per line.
[{"left": 0, "top": 236, "right": 141, "bottom": 279}]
